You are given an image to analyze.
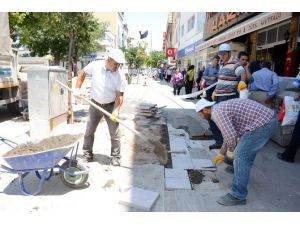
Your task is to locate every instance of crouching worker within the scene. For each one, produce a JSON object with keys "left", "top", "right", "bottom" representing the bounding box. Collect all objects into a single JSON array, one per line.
[{"left": 195, "top": 98, "right": 276, "bottom": 206}]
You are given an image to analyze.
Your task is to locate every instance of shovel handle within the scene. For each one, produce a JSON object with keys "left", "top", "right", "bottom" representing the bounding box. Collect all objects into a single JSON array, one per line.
[{"left": 56, "top": 80, "right": 147, "bottom": 141}]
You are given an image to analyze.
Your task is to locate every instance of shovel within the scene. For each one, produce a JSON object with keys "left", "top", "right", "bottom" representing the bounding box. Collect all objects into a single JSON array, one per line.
[{"left": 56, "top": 80, "right": 168, "bottom": 165}]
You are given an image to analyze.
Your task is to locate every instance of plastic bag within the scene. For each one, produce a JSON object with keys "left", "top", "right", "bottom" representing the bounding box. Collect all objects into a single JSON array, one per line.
[
  {"left": 281, "top": 96, "right": 300, "bottom": 126},
  {"left": 239, "top": 89, "right": 249, "bottom": 99}
]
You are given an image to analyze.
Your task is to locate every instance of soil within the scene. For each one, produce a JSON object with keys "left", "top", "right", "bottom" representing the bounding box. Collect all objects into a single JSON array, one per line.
[
  {"left": 188, "top": 170, "right": 204, "bottom": 184},
  {"left": 3, "top": 134, "right": 83, "bottom": 157}
]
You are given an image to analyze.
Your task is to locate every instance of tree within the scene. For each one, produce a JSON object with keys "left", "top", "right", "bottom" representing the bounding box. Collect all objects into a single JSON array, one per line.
[
  {"left": 146, "top": 50, "right": 166, "bottom": 68},
  {"left": 123, "top": 45, "right": 147, "bottom": 70},
  {"left": 9, "top": 12, "right": 106, "bottom": 123},
  {"left": 9, "top": 12, "right": 106, "bottom": 66}
]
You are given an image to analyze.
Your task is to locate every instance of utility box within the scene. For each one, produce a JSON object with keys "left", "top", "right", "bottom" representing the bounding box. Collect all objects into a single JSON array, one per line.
[{"left": 26, "top": 66, "right": 68, "bottom": 140}]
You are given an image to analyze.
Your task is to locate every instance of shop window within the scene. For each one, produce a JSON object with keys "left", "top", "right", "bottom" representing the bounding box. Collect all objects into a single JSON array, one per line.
[
  {"left": 267, "top": 28, "right": 277, "bottom": 44},
  {"left": 257, "top": 32, "right": 266, "bottom": 46},
  {"left": 278, "top": 23, "right": 290, "bottom": 42},
  {"left": 187, "top": 15, "right": 195, "bottom": 32}
]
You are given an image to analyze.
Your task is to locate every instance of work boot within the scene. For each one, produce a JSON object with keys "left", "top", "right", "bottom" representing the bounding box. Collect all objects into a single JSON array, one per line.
[
  {"left": 111, "top": 157, "right": 121, "bottom": 167},
  {"left": 83, "top": 150, "right": 94, "bottom": 163},
  {"left": 217, "top": 193, "right": 246, "bottom": 206},
  {"left": 209, "top": 143, "right": 222, "bottom": 150}
]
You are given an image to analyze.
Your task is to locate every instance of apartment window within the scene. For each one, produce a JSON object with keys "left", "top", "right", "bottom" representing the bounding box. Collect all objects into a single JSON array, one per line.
[
  {"left": 181, "top": 25, "right": 184, "bottom": 37},
  {"left": 257, "top": 21, "right": 290, "bottom": 48},
  {"left": 187, "top": 15, "right": 195, "bottom": 32},
  {"left": 266, "top": 28, "right": 277, "bottom": 44},
  {"left": 278, "top": 23, "right": 290, "bottom": 42},
  {"left": 257, "top": 32, "right": 267, "bottom": 46},
  {"left": 196, "top": 13, "right": 205, "bottom": 33}
]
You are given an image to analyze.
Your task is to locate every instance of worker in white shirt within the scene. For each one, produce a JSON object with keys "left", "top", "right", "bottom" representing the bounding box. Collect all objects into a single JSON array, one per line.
[{"left": 75, "top": 48, "right": 127, "bottom": 166}]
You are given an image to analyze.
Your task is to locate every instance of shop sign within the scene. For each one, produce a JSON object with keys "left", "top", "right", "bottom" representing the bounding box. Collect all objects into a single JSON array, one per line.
[
  {"left": 196, "top": 12, "right": 292, "bottom": 52},
  {"left": 177, "top": 39, "right": 204, "bottom": 59},
  {"left": 162, "top": 32, "right": 167, "bottom": 51},
  {"left": 166, "top": 48, "right": 176, "bottom": 57},
  {"left": 204, "top": 12, "right": 255, "bottom": 39}
]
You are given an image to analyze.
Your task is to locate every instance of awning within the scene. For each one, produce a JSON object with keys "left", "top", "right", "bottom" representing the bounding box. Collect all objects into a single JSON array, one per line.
[{"left": 195, "top": 12, "right": 292, "bottom": 52}]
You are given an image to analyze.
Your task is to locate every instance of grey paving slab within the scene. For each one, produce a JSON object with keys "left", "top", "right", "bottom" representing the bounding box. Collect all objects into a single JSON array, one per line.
[
  {"left": 164, "top": 190, "right": 207, "bottom": 211},
  {"left": 165, "top": 168, "right": 189, "bottom": 179},
  {"left": 118, "top": 186, "right": 159, "bottom": 211},
  {"left": 169, "top": 135, "right": 188, "bottom": 154},
  {"left": 171, "top": 154, "right": 194, "bottom": 170},
  {"left": 165, "top": 177, "right": 191, "bottom": 190},
  {"left": 192, "top": 158, "right": 216, "bottom": 171}
]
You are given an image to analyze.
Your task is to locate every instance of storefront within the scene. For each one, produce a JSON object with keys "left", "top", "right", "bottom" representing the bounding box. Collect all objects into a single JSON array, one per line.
[
  {"left": 195, "top": 12, "right": 296, "bottom": 76},
  {"left": 176, "top": 39, "right": 203, "bottom": 71}
]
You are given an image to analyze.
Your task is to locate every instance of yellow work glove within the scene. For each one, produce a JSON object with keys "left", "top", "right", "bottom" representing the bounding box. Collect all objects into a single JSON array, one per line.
[
  {"left": 109, "top": 111, "right": 118, "bottom": 122},
  {"left": 213, "top": 154, "right": 224, "bottom": 165},
  {"left": 237, "top": 81, "right": 247, "bottom": 92},
  {"left": 226, "top": 150, "right": 234, "bottom": 160},
  {"left": 211, "top": 91, "right": 216, "bottom": 101}
]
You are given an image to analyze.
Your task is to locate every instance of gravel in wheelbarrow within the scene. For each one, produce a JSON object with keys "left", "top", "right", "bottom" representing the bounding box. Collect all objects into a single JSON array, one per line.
[{"left": 2, "top": 134, "right": 83, "bottom": 171}]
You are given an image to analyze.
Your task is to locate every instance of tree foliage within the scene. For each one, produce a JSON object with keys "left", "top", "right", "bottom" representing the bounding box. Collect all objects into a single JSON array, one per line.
[
  {"left": 122, "top": 44, "right": 147, "bottom": 69},
  {"left": 9, "top": 12, "right": 106, "bottom": 64},
  {"left": 146, "top": 50, "right": 166, "bottom": 68}
]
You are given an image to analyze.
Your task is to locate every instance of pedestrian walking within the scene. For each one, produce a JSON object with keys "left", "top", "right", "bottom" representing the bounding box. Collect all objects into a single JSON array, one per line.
[
  {"left": 171, "top": 68, "right": 184, "bottom": 95},
  {"left": 74, "top": 48, "right": 127, "bottom": 166},
  {"left": 195, "top": 98, "right": 276, "bottom": 206},
  {"left": 185, "top": 65, "right": 195, "bottom": 95}
]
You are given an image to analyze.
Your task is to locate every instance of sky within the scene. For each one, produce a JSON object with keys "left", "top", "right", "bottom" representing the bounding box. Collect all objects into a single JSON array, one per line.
[{"left": 124, "top": 13, "right": 168, "bottom": 51}]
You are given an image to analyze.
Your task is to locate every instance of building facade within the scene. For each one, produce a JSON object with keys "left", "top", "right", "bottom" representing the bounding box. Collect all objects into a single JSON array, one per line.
[{"left": 168, "top": 12, "right": 300, "bottom": 78}]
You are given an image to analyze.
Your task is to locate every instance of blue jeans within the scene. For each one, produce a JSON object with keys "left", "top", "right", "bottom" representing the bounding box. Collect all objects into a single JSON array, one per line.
[{"left": 231, "top": 117, "right": 277, "bottom": 199}]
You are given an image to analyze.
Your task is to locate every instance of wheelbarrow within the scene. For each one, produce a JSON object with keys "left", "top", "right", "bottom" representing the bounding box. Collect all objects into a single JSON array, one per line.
[{"left": 0, "top": 136, "right": 89, "bottom": 196}]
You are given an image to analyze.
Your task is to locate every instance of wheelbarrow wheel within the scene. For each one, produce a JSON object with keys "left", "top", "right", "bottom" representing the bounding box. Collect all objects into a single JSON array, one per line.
[{"left": 59, "top": 161, "right": 89, "bottom": 188}]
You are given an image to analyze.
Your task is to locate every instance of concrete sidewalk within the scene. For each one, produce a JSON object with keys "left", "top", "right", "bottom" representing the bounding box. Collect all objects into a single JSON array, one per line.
[{"left": 0, "top": 77, "right": 299, "bottom": 212}]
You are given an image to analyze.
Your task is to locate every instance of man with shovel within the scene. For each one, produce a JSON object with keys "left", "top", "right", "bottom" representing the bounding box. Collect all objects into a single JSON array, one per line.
[
  {"left": 74, "top": 48, "right": 127, "bottom": 166},
  {"left": 195, "top": 98, "right": 276, "bottom": 206}
]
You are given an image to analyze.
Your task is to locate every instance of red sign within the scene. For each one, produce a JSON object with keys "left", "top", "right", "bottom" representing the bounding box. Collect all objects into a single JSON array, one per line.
[
  {"left": 162, "top": 32, "right": 166, "bottom": 51},
  {"left": 166, "top": 48, "right": 176, "bottom": 57}
]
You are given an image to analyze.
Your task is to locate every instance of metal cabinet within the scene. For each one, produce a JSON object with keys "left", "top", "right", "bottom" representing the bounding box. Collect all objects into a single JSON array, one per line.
[
  {"left": 25, "top": 66, "right": 68, "bottom": 139},
  {"left": 26, "top": 66, "right": 67, "bottom": 120}
]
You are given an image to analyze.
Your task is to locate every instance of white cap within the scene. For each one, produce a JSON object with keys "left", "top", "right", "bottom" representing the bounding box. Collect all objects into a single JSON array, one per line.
[
  {"left": 218, "top": 43, "right": 231, "bottom": 53},
  {"left": 107, "top": 48, "right": 126, "bottom": 64},
  {"left": 195, "top": 98, "right": 216, "bottom": 112}
]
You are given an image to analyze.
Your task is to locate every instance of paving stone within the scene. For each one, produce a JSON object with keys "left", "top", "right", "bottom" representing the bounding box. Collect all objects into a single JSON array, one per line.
[
  {"left": 171, "top": 154, "right": 194, "bottom": 170},
  {"left": 192, "top": 158, "right": 216, "bottom": 171},
  {"left": 165, "top": 168, "right": 189, "bottom": 179},
  {"left": 165, "top": 177, "right": 191, "bottom": 190},
  {"left": 169, "top": 135, "right": 188, "bottom": 154},
  {"left": 118, "top": 186, "right": 159, "bottom": 211}
]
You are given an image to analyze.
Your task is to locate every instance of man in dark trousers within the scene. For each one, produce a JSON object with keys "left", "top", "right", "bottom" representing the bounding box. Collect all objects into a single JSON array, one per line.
[
  {"left": 74, "top": 48, "right": 127, "bottom": 166},
  {"left": 277, "top": 95, "right": 300, "bottom": 162}
]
